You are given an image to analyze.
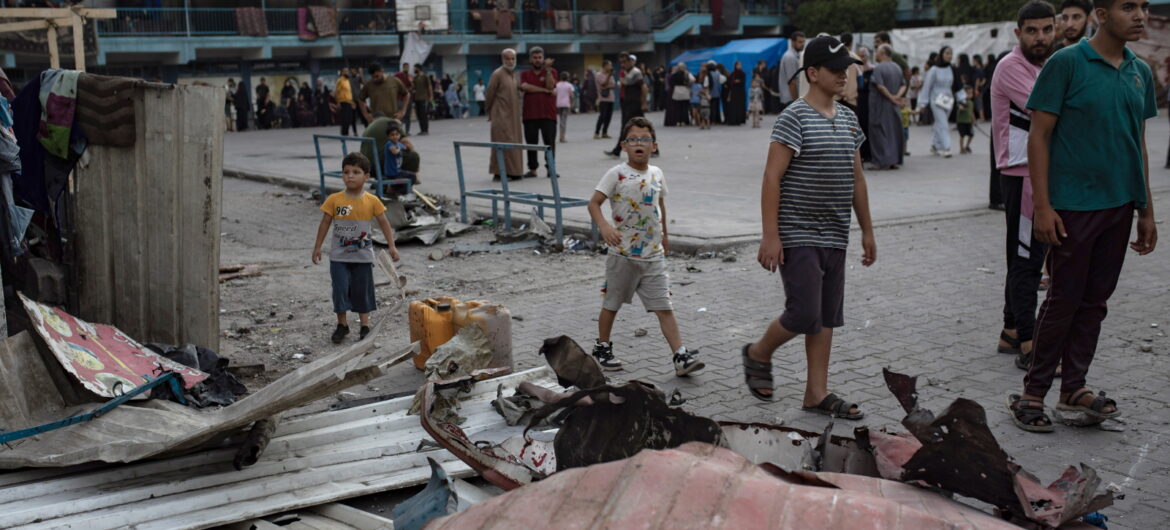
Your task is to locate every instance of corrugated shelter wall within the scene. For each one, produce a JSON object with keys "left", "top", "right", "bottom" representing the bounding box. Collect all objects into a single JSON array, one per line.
[{"left": 73, "top": 82, "right": 222, "bottom": 351}]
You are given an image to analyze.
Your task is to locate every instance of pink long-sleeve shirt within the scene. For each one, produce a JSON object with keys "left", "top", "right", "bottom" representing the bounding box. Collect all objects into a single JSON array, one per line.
[{"left": 991, "top": 46, "right": 1044, "bottom": 178}]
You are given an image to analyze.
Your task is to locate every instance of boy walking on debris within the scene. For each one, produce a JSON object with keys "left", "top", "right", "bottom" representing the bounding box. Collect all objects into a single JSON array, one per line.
[
  {"left": 587, "top": 117, "right": 703, "bottom": 376},
  {"left": 312, "top": 152, "right": 400, "bottom": 344},
  {"left": 742, "top": 36, "right": 876, "bottom": 419}
]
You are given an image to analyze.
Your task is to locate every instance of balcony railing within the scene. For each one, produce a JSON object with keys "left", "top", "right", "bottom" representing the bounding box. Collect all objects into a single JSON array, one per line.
[
  {"left": 97, "top": 8, "right": 397, "bottom": 37},
  {"left": 95, "top": 4, "right": 782, "bottom": 38}
]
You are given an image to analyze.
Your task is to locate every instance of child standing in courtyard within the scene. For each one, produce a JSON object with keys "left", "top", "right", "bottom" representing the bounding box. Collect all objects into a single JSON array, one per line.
[
  {"left": 556, "top": 71, "right": 575, "bottom": 143},
  {"left": 743, "top": 36, "right": 876, "bottom": 418},
  {"left": 382, "top": 124, "right": 419, "bottom": 196},
  {"left": 312, "top": 152, "right": 400, "bottom": 344},
  {"left": 956, "top": 85, "right": 976, "bottom": 154},
  {"left": 698, "top": 84, "right": 712, "bottom": 130},
  {"left": 587, "top": 117, "right": 703, "bottom": 376}
]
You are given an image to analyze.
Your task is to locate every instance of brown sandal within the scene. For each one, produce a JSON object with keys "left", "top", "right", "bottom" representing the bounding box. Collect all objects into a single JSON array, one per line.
[{"left": 1056, "top": 388, "right": 1119, "bottom": 420}]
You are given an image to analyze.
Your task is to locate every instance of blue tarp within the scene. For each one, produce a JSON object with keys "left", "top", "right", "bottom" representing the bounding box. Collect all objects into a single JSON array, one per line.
[
  {"left": 669, "top": 47, "right": 719, "bottom": 74},
  {"left": 670, "top": 38, "right": 790, "bottom": 101}
]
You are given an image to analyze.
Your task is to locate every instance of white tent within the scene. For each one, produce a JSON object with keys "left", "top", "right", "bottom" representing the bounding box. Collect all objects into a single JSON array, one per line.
[{"left": 891, "top": 21, "right": 1017, "bottom": 71}]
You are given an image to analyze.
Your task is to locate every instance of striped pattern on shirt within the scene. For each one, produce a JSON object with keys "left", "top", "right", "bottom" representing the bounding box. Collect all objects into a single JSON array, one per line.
[{"left": 770, "top": 99, "right": 864, "bottom": 250}]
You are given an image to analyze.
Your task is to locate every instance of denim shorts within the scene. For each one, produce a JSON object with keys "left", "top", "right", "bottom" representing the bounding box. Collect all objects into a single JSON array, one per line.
[{"left": 330, "top": 261, "right": 376, "bottom": 314}]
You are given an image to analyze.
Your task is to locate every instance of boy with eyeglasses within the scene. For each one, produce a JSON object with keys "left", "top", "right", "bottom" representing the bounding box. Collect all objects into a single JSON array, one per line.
[{"left": 586, "top": 117, "right": 703, "bottom": 376}]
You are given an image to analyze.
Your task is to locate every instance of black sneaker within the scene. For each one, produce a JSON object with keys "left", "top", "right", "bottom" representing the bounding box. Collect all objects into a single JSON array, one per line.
[
  {"left": 592, "top": 340, "right": 624, "bottom": 371},
  {"left": 359, "top": 325, "right": 371, "bottom": 340},
  {"left": 331, "top": 324, "right": 350, "bottom": 344},
  {"left": 673, "top": 348, "right": 705, "bottom": 377}
]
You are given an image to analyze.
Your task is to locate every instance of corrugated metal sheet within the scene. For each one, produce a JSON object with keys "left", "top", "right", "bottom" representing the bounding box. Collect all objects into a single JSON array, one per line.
[
  {"left": 73, "top": 81, "right": 223, "bottom": 351},
  {"left": 0, "top": 327, "right": 409, "bottom": 468},
  {"left": 0, "top": 367, "right": 556, "bottom": 530},
  {"left": 428, "top": 442, "right": 1022, "bottom": 530}
]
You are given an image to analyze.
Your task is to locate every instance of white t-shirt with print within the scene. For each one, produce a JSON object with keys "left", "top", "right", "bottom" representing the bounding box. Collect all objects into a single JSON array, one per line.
[{"left": 594, "top": 163, "right": 668, "bottom": 261}]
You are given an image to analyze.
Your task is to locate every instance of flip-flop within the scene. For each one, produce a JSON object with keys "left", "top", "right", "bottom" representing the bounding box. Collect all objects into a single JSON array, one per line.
[
  {"left": 802, "top": 393, "right": 863, "bottom": 420},
  {"left": 1008, "top": 394, "right": 1055, "bottom": 433},
  {"left": 1056, "top": 389, "right": 1120, "bottom": 420},
  {"left": 741, "top": 344, "right": 773, "bottom": 402}
]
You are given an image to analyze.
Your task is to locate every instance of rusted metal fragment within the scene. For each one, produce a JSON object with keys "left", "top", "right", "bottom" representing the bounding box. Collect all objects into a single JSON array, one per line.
[
  {"left": 427, "top": 442, "right": 1022, "bottom": 530},
  {"left": 537, "top": 335, "right": 606, "bottom": 389},
  {"left": 853, "top": 427, "right": 922, "bottom": 481},
  {"left": 879, "top": 368, "right": 1114, "bottom": 526},
  {"left": 719, "top": 421, "right": 879, "bottom": 477},
  {"left": 524, "top": 382, "right": 724, "bottom": 471},
  {"left": 419, "top": 368, "right": 557, "bottom": 490}
]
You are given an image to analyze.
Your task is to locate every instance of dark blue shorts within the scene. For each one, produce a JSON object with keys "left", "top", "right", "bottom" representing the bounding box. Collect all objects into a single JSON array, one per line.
[
  {"left": 778, "top": 246, "right": 846, "bottom": 335},
  {"left": 329, "top": 261, "right": 377, "bottom": 314}
]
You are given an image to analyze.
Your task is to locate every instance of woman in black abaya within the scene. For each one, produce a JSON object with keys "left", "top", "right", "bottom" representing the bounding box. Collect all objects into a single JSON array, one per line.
[{"left": 723, "top": 61, "right": 747, "bottom": 125}]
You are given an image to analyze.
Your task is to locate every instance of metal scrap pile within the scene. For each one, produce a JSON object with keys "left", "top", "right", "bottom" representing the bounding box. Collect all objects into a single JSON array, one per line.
[{"left": 1, "top": 323, "right": 1117, "bottom": 529}]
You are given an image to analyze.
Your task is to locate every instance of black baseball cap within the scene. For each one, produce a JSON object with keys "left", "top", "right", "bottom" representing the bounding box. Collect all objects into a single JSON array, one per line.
[{"left": 788, "top": 35, "right": 863, "bottom": 83}]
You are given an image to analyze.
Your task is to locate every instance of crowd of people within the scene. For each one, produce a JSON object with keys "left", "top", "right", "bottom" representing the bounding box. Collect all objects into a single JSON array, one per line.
[
  {"left": 304, "top": 0, "right": 1160, "bottom": 441},
  {"left": 225, "top": 65, "right": 475, "bottom": 133}
]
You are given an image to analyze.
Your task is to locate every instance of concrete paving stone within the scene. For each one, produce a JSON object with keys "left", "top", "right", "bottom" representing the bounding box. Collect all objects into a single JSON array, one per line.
[{"left": 225, "top": 114, "right": 1170, "bottom": 523}]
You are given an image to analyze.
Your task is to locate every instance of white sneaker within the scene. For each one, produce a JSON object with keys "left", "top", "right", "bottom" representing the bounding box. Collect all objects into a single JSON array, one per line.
[
  {"left": 930, "top": 146, "right": 938, "bottom": 156},
  {"left": 943, "top": 150, "right": 953, "bottom": 158},
  {"left": 673, "top": 348, "right": 705, "bottom": 377}
]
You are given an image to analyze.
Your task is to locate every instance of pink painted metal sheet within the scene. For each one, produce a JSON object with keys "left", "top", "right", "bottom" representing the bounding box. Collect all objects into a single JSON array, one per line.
[
  {"left": 21, "top": 294, "right": 207, "bottom": 398},
  {"left": 427, "top": 442, "right": 1025, "bottom": 529}
]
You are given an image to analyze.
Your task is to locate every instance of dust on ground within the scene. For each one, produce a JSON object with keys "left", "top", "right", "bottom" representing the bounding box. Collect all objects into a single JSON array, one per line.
[{"left": 217, "top": 177, "right": 625, "bottom": 402}]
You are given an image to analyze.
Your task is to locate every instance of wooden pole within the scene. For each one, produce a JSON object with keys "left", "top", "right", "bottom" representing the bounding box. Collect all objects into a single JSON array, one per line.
[
  {"left": 46, "top": 24, "right": 59, "bottom": 69},
  {"left": 72, "top": 13, "right": 85, "bottom": 71}
]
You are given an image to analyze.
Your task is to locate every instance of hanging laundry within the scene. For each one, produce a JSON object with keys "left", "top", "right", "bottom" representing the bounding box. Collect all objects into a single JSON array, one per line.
[{"left": 38, "top": 69, "right": 82, "bottom": 159}]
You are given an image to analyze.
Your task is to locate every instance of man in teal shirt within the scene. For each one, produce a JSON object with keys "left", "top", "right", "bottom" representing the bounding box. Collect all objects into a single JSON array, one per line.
[{"left": 1008, "top": 0, "right": 1157, "bottom": 433}]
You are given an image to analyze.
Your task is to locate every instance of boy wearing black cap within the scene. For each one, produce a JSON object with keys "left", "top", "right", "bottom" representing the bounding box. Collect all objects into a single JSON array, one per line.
[{"left": 741, "top": 36, "right": 877, "bottom": 419}]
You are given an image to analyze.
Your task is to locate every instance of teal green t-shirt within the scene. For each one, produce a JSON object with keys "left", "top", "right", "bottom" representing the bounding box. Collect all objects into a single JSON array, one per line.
[
  {"left": 1026, "top": 39, "right": 1157, "bottom": 211},
  {"left": 956, "top": 100, "right": 974, "bottom": 124}
]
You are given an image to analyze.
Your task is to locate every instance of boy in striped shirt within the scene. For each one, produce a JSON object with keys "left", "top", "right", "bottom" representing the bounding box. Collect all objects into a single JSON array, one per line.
[{"left": 741, "top": 36, "right": 877, "bottom": 419}]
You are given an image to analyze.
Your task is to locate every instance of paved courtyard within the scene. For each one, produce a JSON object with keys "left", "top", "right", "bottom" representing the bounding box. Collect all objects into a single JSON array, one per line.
[
  {"left": 225, "top": 110, "right": 1170, "bottom": 244},
  {"left": 223, "top": 110, "right": 1170, "bottom": 528}
]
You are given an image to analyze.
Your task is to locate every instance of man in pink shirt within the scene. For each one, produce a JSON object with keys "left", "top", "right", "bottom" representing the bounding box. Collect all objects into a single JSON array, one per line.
[{"left": 992, "top": 1, "right": 1056, "bottom": 369}]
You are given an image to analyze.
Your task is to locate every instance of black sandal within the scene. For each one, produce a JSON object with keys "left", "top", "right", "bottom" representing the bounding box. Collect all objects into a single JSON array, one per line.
[
  {"left": 1057, "top": 388, "right": 1120, "bottom": 420},
  {"left": 998, "top": 331, "right": 1021, "bottom": 354},
  {"left": 802, "top": 393, "right": 864, "bottom": 420},
  {"left": 1008, "top": 394, "right": 1055, "bottom": 433},
  {"left": 741, "top": 343, "right": 774, "bottom": 402}
]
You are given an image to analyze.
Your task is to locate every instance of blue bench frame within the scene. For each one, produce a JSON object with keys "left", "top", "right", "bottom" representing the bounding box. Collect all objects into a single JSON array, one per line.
[
  {"left": 453, "top": 141, "right": 595, "bottom": 243},
  {"left": 313, "top": 134, "right": 414, "bottom": 200}
]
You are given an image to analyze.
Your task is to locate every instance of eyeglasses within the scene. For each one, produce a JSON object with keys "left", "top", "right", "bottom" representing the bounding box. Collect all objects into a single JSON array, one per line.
[{"left": 622, "top": 137, "right": 655, "bottom": 145}]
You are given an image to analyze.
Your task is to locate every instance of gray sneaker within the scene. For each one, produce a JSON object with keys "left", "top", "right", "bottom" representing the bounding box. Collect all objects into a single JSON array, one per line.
[
  {"left": 592, "top": 340, "right": 624, "bottom": 371},
  {"left": 673, "top": 348, "right": 705, "bottom": 377}
]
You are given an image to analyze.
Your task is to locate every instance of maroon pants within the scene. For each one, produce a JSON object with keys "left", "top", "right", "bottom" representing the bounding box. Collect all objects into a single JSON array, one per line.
[{"left": 1024, "top": 203, "right": 1134, "bottom": 398}]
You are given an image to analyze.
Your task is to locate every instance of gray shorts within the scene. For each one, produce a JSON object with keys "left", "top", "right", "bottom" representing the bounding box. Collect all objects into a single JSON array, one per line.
[
  {"left": 778, "top": 246, "right": 846, "bottom": 334},
  {"left": 601, "top": 254, "right": 672, "bottom": 312}
]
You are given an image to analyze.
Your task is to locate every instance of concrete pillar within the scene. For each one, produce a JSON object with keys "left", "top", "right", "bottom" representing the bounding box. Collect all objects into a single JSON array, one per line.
[
  {"left": 309, "top": 57, "right": 321, "bottom": 91},
  {"left": 240, "top": 61, "right": 254, "bottom": 128}
]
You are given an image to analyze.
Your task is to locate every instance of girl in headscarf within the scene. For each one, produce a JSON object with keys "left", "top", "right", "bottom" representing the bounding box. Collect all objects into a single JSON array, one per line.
[{"left": 916, "top": 46, "right": 958, "bottom": 157}]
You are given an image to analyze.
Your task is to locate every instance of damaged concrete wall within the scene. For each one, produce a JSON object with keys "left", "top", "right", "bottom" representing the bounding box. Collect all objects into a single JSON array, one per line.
[{"left": 72, "top": 82, "right": 223, "bottom": 350}]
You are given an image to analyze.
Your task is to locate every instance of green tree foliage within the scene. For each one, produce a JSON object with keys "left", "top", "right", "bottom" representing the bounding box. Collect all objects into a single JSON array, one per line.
[
  {"left": 933, "top": 0, "right": 1022, "bottom": 25},
  {"left": 794, "top": 0, "right": 898, "bottom": 35}
]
